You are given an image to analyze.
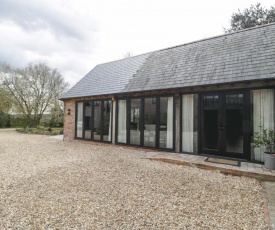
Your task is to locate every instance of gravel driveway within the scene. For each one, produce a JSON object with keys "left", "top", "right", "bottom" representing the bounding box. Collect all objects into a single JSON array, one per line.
[{"left": 0, "top": 130, "right": 269, "bottom": 229}]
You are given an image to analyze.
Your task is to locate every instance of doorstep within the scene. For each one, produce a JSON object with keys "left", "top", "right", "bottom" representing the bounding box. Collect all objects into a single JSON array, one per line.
[{"left": 144, "top": 152, "right": 275, "bottom": 182}]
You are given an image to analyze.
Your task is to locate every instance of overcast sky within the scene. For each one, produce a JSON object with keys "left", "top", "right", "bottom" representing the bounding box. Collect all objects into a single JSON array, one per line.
[{"left": 0, "top": 0, "right": 274, "bottom": 87}]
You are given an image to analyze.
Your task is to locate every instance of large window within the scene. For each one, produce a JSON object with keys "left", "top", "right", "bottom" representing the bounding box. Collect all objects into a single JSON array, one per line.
[
  {"left": 93, "top": 101, "right": 102, "bottom": 141},
  {"left": 130, "top": 99, "right": 141, "bottom": 145},
  {"left": 84, "top": 102, "right": 92, "bottom": 139},
  {"left": 159, "top": 97, "right": 174, "bottom": 149},
  {"left": 76, "top": 102, "right": 83, "bottom": 138},
  {"left": 181, "top": 94, "right": 198, "bottom": 153},
  {"left": 117, "top": 96, "right": 174, "bottom": 149},
  {"left": 251, "top": 89, "right": 275, "bottom": 161},
  {"left": 117, "top": 100, "right": 127, "bottom": 143},
  {"left": 103, "top": 100, "right": 112, "bottom": 141},
  {"left": 75, "top": 100, "right": 112, "bottom": 142},
  {"left": 144, "top": 98, "right": 157, "bottom": 147}
]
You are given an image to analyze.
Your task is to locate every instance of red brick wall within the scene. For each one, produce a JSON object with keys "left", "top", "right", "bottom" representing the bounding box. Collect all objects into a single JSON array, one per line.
[{"left": 63, "top": 99, "right": 75, "bottom": 141}]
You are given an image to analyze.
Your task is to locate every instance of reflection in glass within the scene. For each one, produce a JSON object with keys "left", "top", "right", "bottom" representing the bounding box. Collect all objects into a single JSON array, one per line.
[
  {"left": 204, "top": 110, "right": 218, "bottom": 150},
  {"left": 159, "top": 97, "right": 173, "bottom": 149},
  {"left": 130, "top": 99, "right": 141, "bottom": 145},
  {"left": 76, "top": 102, "right": 83, "bottom": 138},
  {"left": 225, "top": 109, "right": 243, "bottom": 153},
  {"left": 251, "top": 89, "right": 275, "bottom": 161},
  {"left": 84, "top": 102, "right": 92, "bottom": 139},
  {"left": 117, "top": 100, "right": 127, "bottom": 143},
  {"left": 226, "top": 94, "right": 243, "bottom": 105},
  {"left": 182, "top": 94, "right": 198, "bottom": 153},
  {"left": 204, "top": 95, "right": 219, "bottom": 106},
  {"left": 103, "top": 100, "right": 112, "bottom": 141},
  {"left": 93, "top": 101, "right": 101, "bottom": 140},
  {"left": 144, "top": 98, "right": 156, "bottom": 147}
]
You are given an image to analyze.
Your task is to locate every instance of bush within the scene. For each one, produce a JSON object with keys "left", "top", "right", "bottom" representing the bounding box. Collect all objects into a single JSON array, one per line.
[
  {"left": 11, "top": 115, "right": 29, "bottom": 128},
  {"left": 16, "top": 126, "right": 63, "bottom": 136},
  {"left": 0, "top": 112, "right": 11, "bottom": 128}
]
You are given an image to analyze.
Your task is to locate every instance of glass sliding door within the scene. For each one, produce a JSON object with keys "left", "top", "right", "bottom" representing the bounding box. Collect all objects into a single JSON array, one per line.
[
  {"left": 144, "top": 97, "right": 157, "bottom": 147},
  {"left": 182, "top": 94, "right": 198, "bottom": 153},
  {"left": 200, "top": 91, "right": 249, "bottom": 159},
  {"left": 202, "top": 95, "right": 220, "bottom": 152},
  {"left": 116, "top": 96, "right": 174, "bottom": 149},
  {"left": 159, "top": 97, "right": 173, "bottom": 149},
  {"left": 84, "top": 102, "right": 92, "bottom": 139},
  {"left": 103, "top": 100, "right": 112, "bottom": 141},
  {"left": 225, "top": 94, "right": 244, "bottom": 154},
  {"left": 117, "top": 100, "right": 127, "bottom": 143},
  {"left": 130, "top": 99, "right": 141, "bottom": 145},
  {"left": 76, "top": 102, "right": 83, "bottom": 138},
  {"left": 93, "top": 101, "right": 102, "bottom": 141},
  {"left": 251, "top": 89, "right": 275, "bottom": 162},
  {"left": 75, "top": 99, "right": 112, "bottom": 142}
]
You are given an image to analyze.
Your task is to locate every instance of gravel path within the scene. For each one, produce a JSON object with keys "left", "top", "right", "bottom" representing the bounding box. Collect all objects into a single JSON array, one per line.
[{"left": 0, "top": 130, "right": 269, "bottom": 229}]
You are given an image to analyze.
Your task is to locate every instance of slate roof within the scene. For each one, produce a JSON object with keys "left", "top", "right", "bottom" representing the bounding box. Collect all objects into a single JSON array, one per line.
[{"left": 61, "top": 23, "right": 275, "bottom": 100}]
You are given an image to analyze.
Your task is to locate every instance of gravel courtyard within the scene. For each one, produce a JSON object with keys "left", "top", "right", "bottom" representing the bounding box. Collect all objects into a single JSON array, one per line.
[{"left": 0, "top": 130, "right": 269, "bottom": 229}]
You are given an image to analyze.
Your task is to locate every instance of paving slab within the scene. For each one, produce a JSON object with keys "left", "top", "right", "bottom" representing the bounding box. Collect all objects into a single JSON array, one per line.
[{"left": 264, "top": 182, "right": 275, "bottom": 229}]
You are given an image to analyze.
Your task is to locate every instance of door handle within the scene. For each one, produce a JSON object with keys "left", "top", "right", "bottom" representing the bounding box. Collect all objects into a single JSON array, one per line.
[{"left": 218, "top": 124, "right": 226, "bottom": 131}]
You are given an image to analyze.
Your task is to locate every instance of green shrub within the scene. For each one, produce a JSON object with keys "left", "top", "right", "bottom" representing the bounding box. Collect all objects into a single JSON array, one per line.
[
  {"left": 0, "top": 112, "right": 11, "bottom": 128},
  {"left": 16, "top": 126, "right": 63, "bottom": 136},
  {"left": 253, "top": 127, "right": 275, "bottom": 153}
]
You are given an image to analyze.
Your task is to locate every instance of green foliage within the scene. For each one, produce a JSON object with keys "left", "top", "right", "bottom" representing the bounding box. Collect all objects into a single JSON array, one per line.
[
  {"left": 10, "top": 115, "right": 38, "bottom": 128},
  {"left": 224, "top": 3, "right": 275, "bottom": 33},
  {"left": 253, "top": 127, "right": 275, "bottom": 153},
  {"left": 0, "top": 111, "right": 11, "bottom": 128},
  {"left": 49, "top": 101, "right": 64, "bottom": 127},
  {"left": 16, "top": 126, "right": 63, "bottom": 135}
]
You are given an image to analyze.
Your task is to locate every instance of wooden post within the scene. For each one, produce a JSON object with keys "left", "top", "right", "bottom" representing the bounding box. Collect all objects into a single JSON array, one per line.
[{"left": 112, "top": 96, "right": 116, "bottom": 145}]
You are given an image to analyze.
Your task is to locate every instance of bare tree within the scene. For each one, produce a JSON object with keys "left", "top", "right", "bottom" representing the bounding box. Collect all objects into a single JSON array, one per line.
[
  {"left": 123, "top": 52, "right": 133, "bottom": 59},
  {"left": 1, "top": 63, "right": 69, "bottom": 127},
  {"left": 0, "top": 86, "right": 12, "bottom": 114}
]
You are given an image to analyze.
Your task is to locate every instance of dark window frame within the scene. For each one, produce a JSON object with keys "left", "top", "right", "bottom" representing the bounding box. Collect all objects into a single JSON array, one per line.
[
  {"left": 74, "top": 99, "right": 112, "bottom": 143},
  {"left": 116, "top": 95, "right": 175, "bottom": 150}
]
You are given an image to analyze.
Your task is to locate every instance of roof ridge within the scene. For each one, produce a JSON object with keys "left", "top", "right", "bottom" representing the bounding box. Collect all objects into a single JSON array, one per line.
[
  {"left": 157, "top": 22, "right": 275, "bottom": 52},
  {"left": 97, "top": 22, "right": 275, "bottom": 66}
]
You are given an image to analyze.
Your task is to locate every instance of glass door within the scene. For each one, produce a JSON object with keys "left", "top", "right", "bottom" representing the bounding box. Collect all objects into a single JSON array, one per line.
[
  {"left": 223, "top": 93, "right": 244, "bottom": 157},
  {"left": 201, "top": 91, "right": 249, "bottom": 159},
  {"left": 201, "top": 94, "right": 221, "bottom": 155}
]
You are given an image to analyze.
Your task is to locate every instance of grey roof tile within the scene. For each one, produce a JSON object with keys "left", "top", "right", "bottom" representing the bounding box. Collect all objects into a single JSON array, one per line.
[{"left": 61, "top": 23, "right": 275, "bottom": 99}]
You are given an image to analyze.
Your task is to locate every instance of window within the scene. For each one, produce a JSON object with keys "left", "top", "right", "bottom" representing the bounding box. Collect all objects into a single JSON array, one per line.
[
  {"left": 251, "top": 89, "right": 275, "bottom": 161},
  {"left": 76, "top": 102, "right": 83, "bottom": 138},
  {"left": 159, "top": 97, "right": 173, "bottom": 149},
  {"left": 75, "top": 99, "right": 112, "bottom": 142},
  {"left": 130, "top": 99, "right": 141, "bottom": 145},
  {"left": 103, "top": 100, "right": 112, "bottom": 141},
  {"left": 182, "top": 94, "right": 198, "bottom": 153},
  {"left": 117, "top": 100, "right": 127, "bottom": 143},
  {"left": 84, "top": 102, "right": 92, "bottom": 139},
  {"left": 144, "top": 97, "right": 157, "bottom": 147},
  {"left": 116, "top": 96, "right": 174, "bottom": 149},
  {"left": 93, "top": 101, "right": 102, "bottom": 141}
]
